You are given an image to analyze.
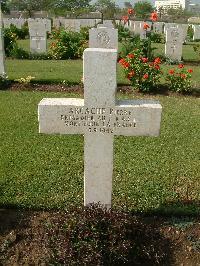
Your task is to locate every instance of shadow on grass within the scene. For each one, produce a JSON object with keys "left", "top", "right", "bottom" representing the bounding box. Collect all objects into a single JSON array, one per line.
[{"left": 151, "top": 199, "right": 200, "bottom": 217}]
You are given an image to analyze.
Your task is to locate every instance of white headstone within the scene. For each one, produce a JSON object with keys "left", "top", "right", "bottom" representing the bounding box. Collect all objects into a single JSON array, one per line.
[
  {"left": 165, "top": 27, "right": 183, "bottom": 61},
  {"left": 28, "top": 20, "right": 47, "bottom": 53},
  {"left": 153, "top": 22, "right": 164, "bottom": 34},
  {"left": 164, "top": 23, "right": 177, "bottom": 33},
  {"left": 193, "top": 25, "right": 200, "bottom": 40},
  {"left": 53, "top": 18, "right": 61, "bottom": 29},
  {"left": 43, "top": 19, "right": 51, "bottom": 33},
  {"left": 64, "top": 19, "right": 80, "bottom": 32},
  {"left": 177, "top": 24, "right": 188, "bottom": 43},
  {"left": 98, "top": 20, "right": 114, "bottom": 28},
  {"left": 89, "top": 27, "right": 118, "bottom": 49},
  {"left": 38, "top": 48, "right": 162, "bottom": 208}
]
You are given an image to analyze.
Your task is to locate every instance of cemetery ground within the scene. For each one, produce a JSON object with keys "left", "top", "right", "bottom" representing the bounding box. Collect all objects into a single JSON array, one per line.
[
  {"left": 0, "top": 43, "right": 200, "bottom": 264},
  {"left": 0, "top": 90, "right": 199, "bottom": 264}
]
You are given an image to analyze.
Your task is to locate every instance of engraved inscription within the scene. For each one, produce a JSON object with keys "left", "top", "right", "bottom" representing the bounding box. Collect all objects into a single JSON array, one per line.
[
  {"left": 60, "top": 107, "right": 137, "bottom": 134},
  {"left": 97, "top": 31, "right": 110, "bottom": 47}
]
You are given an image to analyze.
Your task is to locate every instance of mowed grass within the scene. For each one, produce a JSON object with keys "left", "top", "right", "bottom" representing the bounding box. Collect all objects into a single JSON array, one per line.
[
  {"left": 0, "top": 91, "right": 199, "bottom": 214},
  {"left": 6, "top": 59, "right": 200, "bottom": 89}
]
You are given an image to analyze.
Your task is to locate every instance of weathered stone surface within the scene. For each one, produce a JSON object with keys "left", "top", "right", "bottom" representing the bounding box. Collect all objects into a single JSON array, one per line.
[
  {"left": 153, "top": 22, "right": 164, "bottom": 33},
  {"left": 97, "top": 20, "right": 114, "bottom": 28},
  {"left": 89, "top": 28, "right": 118, "bottom": 49},
  {"left": 193, "top": 25, "right": 200, "bottom": 40},
  {"left": 28, "top": 20, "right": 47, "bottom": 53},
  {"left": 38, "top": 48, "right": 162, "bottom": 208},
  {"left": 64, "top": 19, "right": 80, "bottom": 32},
  {"left": 165, "top": 27, "right": 183, "bottom": 61}
]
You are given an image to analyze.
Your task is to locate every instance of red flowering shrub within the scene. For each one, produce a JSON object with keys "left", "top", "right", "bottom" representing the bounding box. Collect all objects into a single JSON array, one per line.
[
  {"left": 49, "top": 29, "right": 88, "bottom": 59},
  {"left": 119, "top": 49, "right": 162, "bottom": 92},
  {"left": 150, "top": 12, "right": 158, "bottom": 22},
  {"left": 166, "top": 65, "right": 193, "bottom": 92},
  {"left": 143, "top": 23, "right": 150, "bottom": 30},
  {"left": 128, "top": 8, "right": 134, "bottom": 15}
]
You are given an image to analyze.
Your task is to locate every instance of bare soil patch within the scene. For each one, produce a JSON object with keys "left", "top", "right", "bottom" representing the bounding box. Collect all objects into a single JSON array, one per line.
[{"left": 0, "top": 209, "right": 199, "bottom": 265}]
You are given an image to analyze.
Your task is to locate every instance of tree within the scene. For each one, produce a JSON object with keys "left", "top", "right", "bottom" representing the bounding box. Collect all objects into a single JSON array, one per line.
[
  {"left": 134, "top": 1, "right": 154, "bottom": 19},
  {"left": 8, "top": 0, "right": 55, "bottom": 12},
  {"left": 124, "top": 2, "right": 133, "bottom": 9},
  {"left": 93, "top": 0, "right": 119, "bottom": 19},
  {"left": 53, "top": 0, "right": 91, "bottom": 11},
  {"left": 1, "top": 0, "right": 10, "bottom": 13}
]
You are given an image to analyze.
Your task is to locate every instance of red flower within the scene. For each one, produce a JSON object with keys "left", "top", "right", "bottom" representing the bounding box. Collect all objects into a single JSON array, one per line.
[
  {"left": 127, "top": 53, "right": 134, "bottom": 59},
  {"left": 124, "top": 62, "right": 130, "bottom": 68},
  {"left": 154, "top": 64, "right": 160, "bottom": 70},
  {"left": 143, "top": 23, "right": 150, "bottom": 30},
  {"left": 181, "top": 74, "right": 186, "bottom": 79},
  {"left": 141, "top": 57, "right": 148, "bottom": 63},
  {"left": 188, "top": 69, "right": 193, "bottom": 73},
  {"left": 178, "top": 64, "right": 184, "bottom": 68},
  {"left": 150, "top": 12, "right": 158, "bottom": 22},
  {"left": 122, "top": 16, "right": 129, "bottom": 23},
  {"left": 119, "top": 58, "right": 125, "bottom": 65},
  {"left": 127, "top": 70, "right": 135, "bottom": 79},
  {"left": 154, "top": 57, "right": 161, "bottom": 64},
  {"left": 169, "top": 69, "right": 175, "bottom": 75},
  {"left": 128, "top": 8, "right": 134, "bottom": 15},
  {"left": 143, "top": 73, "right": 149, "bottom": 79}
]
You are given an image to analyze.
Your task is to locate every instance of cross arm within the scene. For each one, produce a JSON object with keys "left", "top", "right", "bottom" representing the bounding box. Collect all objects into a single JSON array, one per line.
[
  {"left": 114, "top": 100, "right": 162, "bottom": 137},
  {"left": 38, "top": 98, "right": 85, "bottom": 135}
]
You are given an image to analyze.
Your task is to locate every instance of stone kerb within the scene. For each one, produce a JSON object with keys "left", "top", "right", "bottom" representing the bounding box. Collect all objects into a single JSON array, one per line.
[
  {"left": 165, "top": 27, "right": 183, "bottom": 61},
  {"left": 28, "top": 20, "right": 47, "bottom": 53},
  {"left": 38, "top": 48, "right": 162, "bottom": 207},
  {"left": 89, "top": 27, "right": 118, "bottom": 50}
]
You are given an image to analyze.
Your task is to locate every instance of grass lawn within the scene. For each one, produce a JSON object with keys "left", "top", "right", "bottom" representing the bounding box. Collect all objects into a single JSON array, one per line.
[
  {"left": 0, "top": 91, "right": 199, "bottom": 215},
  {"left": 6, "top": 59, "right": 200, "bottom": 90}
]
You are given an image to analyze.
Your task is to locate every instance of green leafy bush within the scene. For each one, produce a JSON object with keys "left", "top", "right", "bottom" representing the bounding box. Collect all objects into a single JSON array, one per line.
[
  {"left": 4, "top": 28, "right": 17, "bottom": 57},
  {"left": 49, "top": 29, "right": 88, "bottom": 60},
  {"left": 150, "top": 32, "right": 163, "bottom": 43},
  {"left": 119, "top": 49, "right": 162, "bottom": 92},
  {"left": 166, "top": 64, "right": 193, "bottom": 93},
  {"left": 9, "top": 44, "right": 29, "bottom": 59},
  {"left": 0, "top": 74, "right": 10, "bottom": 90},
  {"left": 118, "top": 25, "right": 141, "bottom": 58},
  {"left": 192, "top": 43, "right": 200, "bottom": 60},
  {"left": 187, "top": 25, "right": 194, "bottom": 41},
  {"left": 10, "top": 24, "right": 29, "bottom": 40}
]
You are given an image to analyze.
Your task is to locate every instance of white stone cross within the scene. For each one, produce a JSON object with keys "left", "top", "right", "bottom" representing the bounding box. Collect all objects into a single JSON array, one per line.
[{"left": 38, "top": 48, "right": 162, "bottom": 208}]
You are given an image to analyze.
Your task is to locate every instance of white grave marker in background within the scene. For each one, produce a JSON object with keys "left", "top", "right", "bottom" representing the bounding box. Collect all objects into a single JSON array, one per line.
[
  {"left": 89, "top": 28, "right": 118, "bottom": 49},
  {"left": 38, "top": 48, "right": 162, "bottom": 208},
  {"left": 193, "top": 25, "right": 200, "bottom": 41},
  {"left": 28, "top": 20, "right": 47, "bottom": 53},
  {"left": 165, "top": 27, "right": 183, "bottom": 61}
]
